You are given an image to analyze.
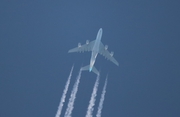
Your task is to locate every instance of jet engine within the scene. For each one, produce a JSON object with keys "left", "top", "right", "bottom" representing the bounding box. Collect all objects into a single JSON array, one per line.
[
  {"left": 105, "top": 45, "right": 108, "bottom": 50},
  {"left": 78, "top": 43, "right": 81, "bottom": 47},
  {"left": 110, "top": 51, "right": 114, "bottom": 57},
  {"left": 86, "top": 40, "right": 89, "bottom": 44}
]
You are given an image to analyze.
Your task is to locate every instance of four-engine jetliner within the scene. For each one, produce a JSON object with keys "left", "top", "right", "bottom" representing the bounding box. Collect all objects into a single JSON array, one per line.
[{"left": 68, "top": 28, "right": 119, "bottom": 75}]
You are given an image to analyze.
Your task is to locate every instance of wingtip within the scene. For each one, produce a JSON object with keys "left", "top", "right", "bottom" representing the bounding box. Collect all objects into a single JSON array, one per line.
[
  {"left": 68, "top": 50, "right": 73, "bottom": 53},
  {"left": 116, "top": 63, "right": 119, "bottom": 66}
]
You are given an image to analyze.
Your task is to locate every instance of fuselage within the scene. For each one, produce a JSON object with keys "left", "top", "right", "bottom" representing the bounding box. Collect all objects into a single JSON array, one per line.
[{"left": 89, "top": 28, "right": 103, "bottom": 72}]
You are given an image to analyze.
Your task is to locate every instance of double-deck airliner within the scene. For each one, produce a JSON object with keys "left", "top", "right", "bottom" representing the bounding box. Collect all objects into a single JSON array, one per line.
[{"left": 68, "top": 28, "right": 119, "bottom": 75}]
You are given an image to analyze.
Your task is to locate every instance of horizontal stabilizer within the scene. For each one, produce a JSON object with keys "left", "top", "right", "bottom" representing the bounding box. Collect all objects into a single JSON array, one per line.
[{"left": 81, "top": 65, "right": 99, "bottom": 76}]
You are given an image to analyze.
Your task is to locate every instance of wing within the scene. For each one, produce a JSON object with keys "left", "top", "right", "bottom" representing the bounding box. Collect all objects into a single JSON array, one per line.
[
  {"left": 99, "top": 42, "right": 119, "bottom": 66},
  {"left": 68, "top": 40, "right": 95, "bottom": 53}
]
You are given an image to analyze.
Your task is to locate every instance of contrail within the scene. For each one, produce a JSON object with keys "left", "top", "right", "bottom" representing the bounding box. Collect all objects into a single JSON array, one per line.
[
  {"left": 64, "top": 70, "right": 82, "bottom": 117},
  {"left": 55, "top": 66, "right": 74, "bottom": 117},
  {"left": 85, "top": 75, "right": 100, "bottom": 117},
  {"left": 96, "top": 76, "right": 108, "bottom": 117}
]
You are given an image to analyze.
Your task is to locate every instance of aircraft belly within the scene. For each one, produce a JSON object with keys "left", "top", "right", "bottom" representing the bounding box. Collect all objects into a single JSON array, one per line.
[{"left": 90, "top": 51, "right": 98, "bottom": 69}]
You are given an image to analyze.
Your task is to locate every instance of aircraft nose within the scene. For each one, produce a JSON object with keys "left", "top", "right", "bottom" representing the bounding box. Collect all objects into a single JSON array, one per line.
[{"left": 99, "top": 28, "right": 103, "bottom": 33}]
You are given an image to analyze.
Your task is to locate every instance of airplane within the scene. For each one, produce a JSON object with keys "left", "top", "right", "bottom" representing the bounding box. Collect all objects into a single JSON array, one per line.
[{"left": 68, "top": 28, "right": 119, "bottom": 75}]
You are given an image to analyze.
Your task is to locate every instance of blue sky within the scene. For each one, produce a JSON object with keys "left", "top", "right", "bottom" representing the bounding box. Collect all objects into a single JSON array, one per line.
[{"left": 1, "top": 0, "right": 180, "bottom": 117}]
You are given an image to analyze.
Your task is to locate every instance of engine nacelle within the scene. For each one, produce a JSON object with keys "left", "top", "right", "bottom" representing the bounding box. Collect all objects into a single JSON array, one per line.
[
  {"left": 86, "top": 40, "right": 89, "bottom": 44},
  {"left": 105, "top": 45, "right": 108, "bottom": 50},
  {"left": 78, "top": 43, "right": 81, "bottom": 47},
  {"left": 110, "top": 51, "right": 114, "bottom": 57}
]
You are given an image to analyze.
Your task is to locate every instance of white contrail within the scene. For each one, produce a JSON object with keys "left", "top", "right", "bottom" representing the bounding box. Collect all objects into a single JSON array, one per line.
[
  {"left": 85, "top": 75, "right": 100, "bottom": 117},
  {"left": 55, "top": 66, "right": 74, "bottom": 117},
  {"left": 96, "top": 77, "right": 108, "bottom": 117},
  {"left": 64, "top": 70, "right": 82, "bottom": 117}
]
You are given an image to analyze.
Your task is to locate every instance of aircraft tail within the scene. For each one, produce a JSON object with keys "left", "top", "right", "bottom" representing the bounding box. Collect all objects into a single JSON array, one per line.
[{"left": 81, "top": 65, "right": 99, "bottom": 76}]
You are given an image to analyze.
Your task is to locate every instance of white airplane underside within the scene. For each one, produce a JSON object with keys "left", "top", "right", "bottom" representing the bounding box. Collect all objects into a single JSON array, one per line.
[{"left": 68, "top": 28, "right": 119, "bottom": 75}]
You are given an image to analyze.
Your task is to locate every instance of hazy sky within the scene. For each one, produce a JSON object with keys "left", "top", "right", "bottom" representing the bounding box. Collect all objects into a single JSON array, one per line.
[{"left": 1, "top": 0, "right": 180, "bottom": 117}]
